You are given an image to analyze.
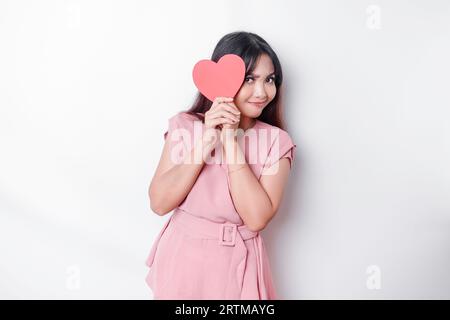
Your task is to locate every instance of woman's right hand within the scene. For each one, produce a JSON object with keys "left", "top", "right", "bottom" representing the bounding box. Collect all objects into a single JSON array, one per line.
[{"left": 204, "top": 97, "right": 241, "bottom": 131}]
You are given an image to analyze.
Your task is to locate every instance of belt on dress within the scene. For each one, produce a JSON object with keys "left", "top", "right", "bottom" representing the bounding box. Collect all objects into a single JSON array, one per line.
[{"left": 145, "top": 207, "right": 274, "bottom": 299}]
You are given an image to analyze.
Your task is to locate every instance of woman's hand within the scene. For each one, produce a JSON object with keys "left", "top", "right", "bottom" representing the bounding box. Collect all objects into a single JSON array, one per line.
[
  {"left": 217, "top": 98, "right": 241, "bottom": 143},
  {"left": 204, "top": 96, "right": 241, "bottom": 130}
]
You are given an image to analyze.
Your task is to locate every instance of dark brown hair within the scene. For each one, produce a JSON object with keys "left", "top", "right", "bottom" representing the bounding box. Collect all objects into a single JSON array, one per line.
[{"left": 184, "top": 31, "right": 285, "bottom": 129}]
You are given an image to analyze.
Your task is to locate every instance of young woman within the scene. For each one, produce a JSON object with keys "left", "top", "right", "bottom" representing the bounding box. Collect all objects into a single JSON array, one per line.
[{"left": 145, "top": 31, "right": 296, "bottom": 300}]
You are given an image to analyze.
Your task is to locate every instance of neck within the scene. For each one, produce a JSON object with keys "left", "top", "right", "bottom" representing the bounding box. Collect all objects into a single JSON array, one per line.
[{"left": 239, "top": 116, "right": 256, "bottom": 131}]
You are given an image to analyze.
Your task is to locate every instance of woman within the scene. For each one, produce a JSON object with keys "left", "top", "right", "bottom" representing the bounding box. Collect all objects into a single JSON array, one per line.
[{"left": 145, "top": 31, "right": 296, "bottom": 299}]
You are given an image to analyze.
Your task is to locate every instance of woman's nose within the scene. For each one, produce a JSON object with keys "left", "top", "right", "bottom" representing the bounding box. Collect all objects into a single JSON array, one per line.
[{"left": 254, "top": 83, "right": 268, "bottom": 99}]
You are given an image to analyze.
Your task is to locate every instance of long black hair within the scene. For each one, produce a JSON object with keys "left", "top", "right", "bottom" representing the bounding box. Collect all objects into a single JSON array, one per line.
[{"left": 185, "top": 31, "right": 285, "bottom": 129}]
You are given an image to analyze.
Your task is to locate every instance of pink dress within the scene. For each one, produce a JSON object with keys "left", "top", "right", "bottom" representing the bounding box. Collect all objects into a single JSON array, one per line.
[{"left": 145, "top": 111, "right": 296, "bottom": 300}]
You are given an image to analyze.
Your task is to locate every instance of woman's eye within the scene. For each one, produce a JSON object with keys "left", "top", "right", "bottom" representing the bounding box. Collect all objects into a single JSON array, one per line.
[
  {"left": 245, "top": 76, "right": 275, "bottom": 83},
  {"left": 267, "top": 76, "right": 275, "bottom": 84}
]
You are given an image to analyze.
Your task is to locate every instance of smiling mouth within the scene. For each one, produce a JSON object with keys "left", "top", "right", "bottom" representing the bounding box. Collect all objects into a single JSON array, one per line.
[{"left": 248, "top": 101, "right": 266, "bottom": 107}]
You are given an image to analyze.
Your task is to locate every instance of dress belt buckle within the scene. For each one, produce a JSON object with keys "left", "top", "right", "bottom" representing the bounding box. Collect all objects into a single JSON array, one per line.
[{"left": 219, "top": 223, "right": 237, "bottom": 246}]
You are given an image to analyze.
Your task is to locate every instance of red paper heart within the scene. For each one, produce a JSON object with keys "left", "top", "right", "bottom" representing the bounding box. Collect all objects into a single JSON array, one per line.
[{"left": 192, "top": 54, "right": 246, "bottom": 102}]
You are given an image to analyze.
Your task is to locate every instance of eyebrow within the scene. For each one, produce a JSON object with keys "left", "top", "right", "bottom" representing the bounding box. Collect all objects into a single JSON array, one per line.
[{"left": 247, "top": 71, "right": 275, "bottom": 78}]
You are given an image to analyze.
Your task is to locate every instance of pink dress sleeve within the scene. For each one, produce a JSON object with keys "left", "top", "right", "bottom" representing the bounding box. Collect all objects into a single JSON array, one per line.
[
  {"left": 163, "top": 112, "right": 201, "bottom": 141},
  {"left": 163, "top": 112, "right": 201, "bottom": 164},
  {"left": 264, "top": 129, "right": 296, "bottom": 170},
  {"left": 163, "top": 112, "right": 182, "bottom": 140}
]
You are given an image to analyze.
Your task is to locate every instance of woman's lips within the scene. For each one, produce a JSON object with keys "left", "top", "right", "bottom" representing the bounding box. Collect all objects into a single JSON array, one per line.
[{"left": 248, "top": 101, "right": 266, "bottom": 108}]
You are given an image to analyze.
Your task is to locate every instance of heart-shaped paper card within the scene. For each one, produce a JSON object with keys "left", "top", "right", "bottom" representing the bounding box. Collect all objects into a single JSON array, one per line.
[{"left": 192, "top": 54, "right": 246, "bottom": 102}]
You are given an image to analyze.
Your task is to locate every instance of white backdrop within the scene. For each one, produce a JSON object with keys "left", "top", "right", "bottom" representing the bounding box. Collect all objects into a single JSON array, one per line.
[{"left": 1, "top": 0, "right": 449, "bottom": 299}]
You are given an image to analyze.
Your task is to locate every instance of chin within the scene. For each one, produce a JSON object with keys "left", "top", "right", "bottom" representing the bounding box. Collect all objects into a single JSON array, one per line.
[{"left": 241, "top": 109, "right": 261, "bottom": 118}]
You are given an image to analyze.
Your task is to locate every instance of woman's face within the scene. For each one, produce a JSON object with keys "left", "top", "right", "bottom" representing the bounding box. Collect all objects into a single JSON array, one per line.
[{"left": 234, "top": 53, "right": 277, "bottom": 118}]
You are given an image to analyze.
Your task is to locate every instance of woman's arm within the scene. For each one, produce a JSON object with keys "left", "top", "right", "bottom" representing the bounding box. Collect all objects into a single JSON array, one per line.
[
  {"left": 223, "top": 134, "right": 291, "bottom": 232},
  {"left": 148, "top": 132, "right": 217, "bottom": 215}
]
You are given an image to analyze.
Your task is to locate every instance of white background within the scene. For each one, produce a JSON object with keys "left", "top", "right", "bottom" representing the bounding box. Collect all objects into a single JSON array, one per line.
[{"left": 1, "top": 0, "right": 449, "bottom": 299}]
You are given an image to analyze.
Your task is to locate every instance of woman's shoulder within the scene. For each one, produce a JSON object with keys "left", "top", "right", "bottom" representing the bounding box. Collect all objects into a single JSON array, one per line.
[
  {"left": 169, "top": 111, "right": 203, "bottom": 125},
  {"left": 167, "top": 111, "right": 204, "bottom": 130},
  {"left": 256, "top": 120, "right": 297, "bottom": 168},
  {"left": 256, "top": 120, "right": 295, "bottom": 145},
  {"left": 164, "top": 111, "right": 204, "bottom": 141}
]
